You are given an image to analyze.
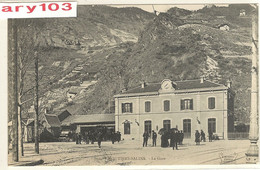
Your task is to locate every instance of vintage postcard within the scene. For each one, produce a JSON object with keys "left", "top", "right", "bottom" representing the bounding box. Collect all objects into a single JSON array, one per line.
[{"left": 1, "top": 0, "right": 259, "bottom": 169}]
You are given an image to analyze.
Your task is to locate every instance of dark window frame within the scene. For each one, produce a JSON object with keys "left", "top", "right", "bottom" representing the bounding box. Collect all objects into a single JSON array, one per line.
[
  {"left": 208, "top": 118, "right": 216, "bottom": 133},
  {"left": 163, "top": 120, "right": 171, "bottom": 131},
  {"left": 181, "top": 99, "right": 193, "bottom": 110},
  {"left": 144, "top": 120, "right": 152, "bottom": 135},
  {"left": 208, "top": 97, "right": 215, "bottom": 109},
  {"left": 145, "top": 101, "right": 151, "bottom": 112},
  {"left": 163, "top": 100, "right": 170, "bottom": 111},
  {"left": 124, "top": 122, "right": 130, "bottom": 134},
  {"left": 122, "top": 103, "right": 133, "bottom": 113}
]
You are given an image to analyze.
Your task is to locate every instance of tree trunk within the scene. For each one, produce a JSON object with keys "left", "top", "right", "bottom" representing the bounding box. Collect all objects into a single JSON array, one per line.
[
  {"left": 34, "top": 51, "right": 39, "bottom": 154},
  {"left": 18, "top": 47, "right": 24, "bottom": 157},
  {"left": 10, "top": 18, "right": 19, "bottom": 162},
  {"left": 18, "top": 104, "right": 24, "bottom": 157}
]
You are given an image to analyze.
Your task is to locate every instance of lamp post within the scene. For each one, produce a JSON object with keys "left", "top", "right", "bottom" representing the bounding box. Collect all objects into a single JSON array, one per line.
[{"left": 245, "top": 7, "right": 259, "bottom": 164}]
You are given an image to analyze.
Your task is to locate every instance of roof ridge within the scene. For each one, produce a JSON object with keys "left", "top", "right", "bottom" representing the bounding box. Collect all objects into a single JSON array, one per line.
[
  {"left": 175, "top": 79, "right": 199, "bottom": 83},
  {"left": 45, "top": 113, "right": 58, "bottom": 117},
  {"left": 204, "top": 79, "right": 225, "bottom": 87}
]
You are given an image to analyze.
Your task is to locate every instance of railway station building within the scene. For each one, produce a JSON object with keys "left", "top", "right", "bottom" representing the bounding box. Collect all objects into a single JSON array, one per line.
[{"left": 114, "top": 77, "right": 234, "bottom": 142}]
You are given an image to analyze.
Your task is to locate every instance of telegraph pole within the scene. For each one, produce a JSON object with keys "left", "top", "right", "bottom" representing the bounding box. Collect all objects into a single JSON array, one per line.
[
  {"left": 245, "top": 7, "right": 259, "bottom": 164},
  {"left": 10, "top": 19, "right": 19, "bottom": 162},
  {"left": 34, "top": 51, "right": 39, "bottom": 154}
]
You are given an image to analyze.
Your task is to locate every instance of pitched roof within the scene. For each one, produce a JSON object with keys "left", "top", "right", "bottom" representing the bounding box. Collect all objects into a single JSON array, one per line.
[
  {"left": 61, "top": 114, "right": 115, "bottom": 126},
  {"left": 57, "top": 110, "right": 71, "bottom": 122},
  {"left": 45, "top": 114, "right": 61, "bottom": 127},
  {"left": 119, "top": 79, "right": 225, "bottom": 95}
]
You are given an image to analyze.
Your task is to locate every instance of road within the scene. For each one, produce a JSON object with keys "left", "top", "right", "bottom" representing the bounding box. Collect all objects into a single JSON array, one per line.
[{"left": 9, "top": 139, "right": 250, "bottom": 166}]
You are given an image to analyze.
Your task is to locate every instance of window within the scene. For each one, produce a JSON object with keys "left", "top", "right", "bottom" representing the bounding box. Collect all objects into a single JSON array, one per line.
[
  {"left": 181, "top": 99, "right": 193, "bottom": 110},
  {"left": 163, "top": 120, "right": 171, "bottom": 131},
  {"left": 124, "top": 122, "right": 130, "bottom": 134},
  {"left": 145, "top": 101, "right": 151, "bottom": 112},
  {"left": 183, "top": 119, "right": 191, "bottom": 138},
  {"left": 208, "top": 118, "right": 216, "bottom": 133},
  {"left": 164, "top": 100, "right": 170, "bottom": 111},
  {"left": 122, "top": 103, "right": 133, "bottom": 113},
  {"left": 144, "top": 120, "right": 152, "bottom": 135},
  {"left": 208, "top": 97, "right": 215, "bottom": 109}
]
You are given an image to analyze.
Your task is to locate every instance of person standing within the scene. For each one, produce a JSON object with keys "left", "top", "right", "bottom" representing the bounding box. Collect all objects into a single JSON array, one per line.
[
  {"left": 171, "top": 131, "right": 178, "bottom": 150},
  {"left": 152, "top": 130, "right": 157, "bottom": 147},
  {"left": 97, "top": 131, "right": 102, "bottom": 148},
  {"left": 111, "top": 131, "right": 115, "bottom": 144},
  {"left": 201, "top": 130, "right": 206, "bottom": 142},
  {"left": 180, "top": 130, "right": 184, "bottom": 145},
  {"left": 75, "top": 132, "right": 79, "bottom": 144},
  {"left": 85, "top": 131, "right": 89, "bottom": 144},
  {"left": 143, "top": 131, "right": 149, "bottom": 147},
  {"left": 208, "top": 130, "right": 213, "bottom": 142},
  {"left": 195, "top": 130, "right": 200, "bottom": 145},
  {"left": 177, "top": 131, "right": 181, "bottom": 145},
  {"left": 78, "top": 132, "right": 82, "bottom": 144}
]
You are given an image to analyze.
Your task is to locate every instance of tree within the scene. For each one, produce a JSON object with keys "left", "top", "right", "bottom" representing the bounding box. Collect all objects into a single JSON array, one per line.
[
  {"left": 9, "top": 18, "right": 19, "bottom": 162},
  {"left": 11, "top": 19, "right": 45, "bottom": 157}
]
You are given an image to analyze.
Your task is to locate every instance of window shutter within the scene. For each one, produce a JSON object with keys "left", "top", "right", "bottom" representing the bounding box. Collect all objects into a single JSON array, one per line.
[
  {"left": 130, "top": 103, "right": 133, "bottom": 113},
  {"left": 208, "top": 98, "right": 215, "bottom": 109},
  {"left": 122, "top": 103, "right": 125, "bottom": 113},
  {"left": 164, "top": 100, "right": 170, "bottom": 111},
  {"left": 181, "top": 100, "right": 184, "bottom": 110},
  {"left": 190, "top": 99, "right": 193, "bottom": 110},
  {"left": 212, "top": 98, "right": 215, "bottom": 109},
  {"left": 145, "top": 101, "right": 150, "bottom": 112}
]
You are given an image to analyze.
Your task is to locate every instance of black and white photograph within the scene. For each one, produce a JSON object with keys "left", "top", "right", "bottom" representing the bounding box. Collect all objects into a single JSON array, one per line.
[{"left": 3, "top": 1, "right": 259, "bottom": 167}]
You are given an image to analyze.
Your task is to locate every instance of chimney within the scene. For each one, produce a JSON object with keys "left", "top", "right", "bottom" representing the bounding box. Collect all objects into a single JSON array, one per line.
[
  {"left": 227, "top": 80, "right": 232, "bottom": 88},
  {"left": 121, "top": 88, "right": 127, "bottom": 93},
  {"left": 200, "top": 76, "right": 205, "bottom": 83},
  {"left": 141, "top": 82, "right": 146, "bottom": 88}
]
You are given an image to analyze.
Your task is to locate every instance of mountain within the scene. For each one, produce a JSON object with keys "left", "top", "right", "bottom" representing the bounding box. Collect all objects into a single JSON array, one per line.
[
  {"left": 79, "top": 10, "right": 253, "bottom": 123},
  {"left": 11, "top": 5, "right": 256, "bottom": 124}
]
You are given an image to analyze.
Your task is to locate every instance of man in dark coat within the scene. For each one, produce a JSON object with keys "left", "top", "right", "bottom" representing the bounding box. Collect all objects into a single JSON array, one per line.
[
  {"left": 180, "top": 130, "right": 184, "bottom": 145},
  {"left": 111, "top": 131, "right": 115, "bottom": 144},
  {"left": 78, "top": 132, "right": 82, "bottom": 144},
  {"left": 177, "top": 131, "right": 181, "bottom": 145},
  {"left": 201, "top": 130, "right": 206, "bottom": 142},
  {"left": 152, "top": 130, "right": 157, "bottom": 147},
  {"left": 171, "top": 131, "right": 178, "bottom": 150},
  {"left": 143, "top": 131, "right": 149, "bottom": 147},
  {"left": 97, "top": 131, "right": 102, "bottom": 148},
  {"left": 75, "top": 133, "right": 78, "bottom": 144},
  {"left": 208, "top": 130, "right": 213, "bottom": 142},
  {"left": 195, "top": 130, "right": 200, "bottom": 145}
]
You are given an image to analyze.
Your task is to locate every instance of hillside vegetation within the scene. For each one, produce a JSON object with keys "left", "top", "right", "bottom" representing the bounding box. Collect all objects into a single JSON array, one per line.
[{"left": 11, "top": 5, "right": 257, "bottom": 123}]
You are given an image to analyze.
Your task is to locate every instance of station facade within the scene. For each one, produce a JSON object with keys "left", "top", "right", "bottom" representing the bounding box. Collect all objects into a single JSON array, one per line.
[{"left": 114, "top": 78, "right": 234, "bottom": 142}]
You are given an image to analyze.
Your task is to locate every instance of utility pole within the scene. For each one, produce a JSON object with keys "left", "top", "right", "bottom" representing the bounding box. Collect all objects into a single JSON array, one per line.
[
  {"left": 245, "top": 7, "right": 258, "bottom": 164},
  {"left": 34, "top": 51, "right": 39, "bottom": 154},
  {"left": 10, "top": 18, "right": 19, "bottom": 162}
]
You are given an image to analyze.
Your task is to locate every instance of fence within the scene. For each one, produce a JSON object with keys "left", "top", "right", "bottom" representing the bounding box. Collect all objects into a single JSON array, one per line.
[{"left": 228, "top": 132, "right": 249, "bottom": 140}]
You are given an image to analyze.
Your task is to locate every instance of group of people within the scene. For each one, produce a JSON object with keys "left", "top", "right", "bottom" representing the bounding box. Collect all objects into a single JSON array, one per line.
[
  {"left": 73, "top": 131, "right": 97, "bottom": 144},
  {"left": 73, "top": 131, "right": 121, "bottom": 148},
  {"left": 110, "top": 131, "right": 121, "bottom": 144},
  {"left": 160, "top": 130, "right": 184, "bottom": 148},
  {"left": 195, "top": 129, "right": 217, "bottom": 145},
  {"left": 143, "top": 130, "right": 184, "bottom": 150},
  {"left": 143, "top": 129, "right": 217, "bottom": 148}
]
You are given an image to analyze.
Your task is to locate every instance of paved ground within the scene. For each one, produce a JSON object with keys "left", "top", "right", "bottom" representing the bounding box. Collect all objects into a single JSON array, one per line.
[{"left": 8, "top": 139, "right": 250, "bottom": 166}]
